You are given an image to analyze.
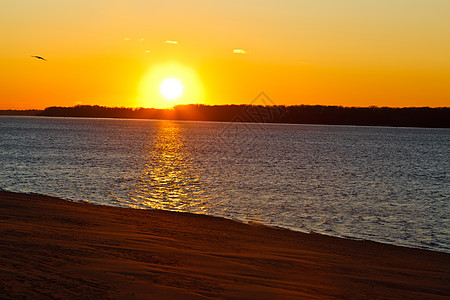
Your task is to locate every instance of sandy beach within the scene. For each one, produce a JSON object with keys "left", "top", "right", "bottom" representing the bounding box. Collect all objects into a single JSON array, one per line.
[{"left": 0, "top": 191, "right": 449, "bottom": 299}]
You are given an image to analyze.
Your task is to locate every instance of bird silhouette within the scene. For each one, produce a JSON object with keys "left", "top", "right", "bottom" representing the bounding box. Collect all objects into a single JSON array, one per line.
[{"left": 31, "top": 55, "right": 47, "bottom": 61}]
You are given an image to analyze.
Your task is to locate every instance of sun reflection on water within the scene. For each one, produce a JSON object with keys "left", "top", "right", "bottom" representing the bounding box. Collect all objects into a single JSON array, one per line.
[{"left": 129, "top": 121, "right": 208, "bottom": 212}]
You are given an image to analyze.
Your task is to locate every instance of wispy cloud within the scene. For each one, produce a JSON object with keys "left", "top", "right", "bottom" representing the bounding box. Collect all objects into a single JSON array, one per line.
[
  {"left": 166, "top": 40, "right": 178, "bottom": 44},
  {"left": 124, "top": 37, "right": 131, "bottom": 41},
  {"left": 233, "top": 49, "right": 248, "bottom": 54}
]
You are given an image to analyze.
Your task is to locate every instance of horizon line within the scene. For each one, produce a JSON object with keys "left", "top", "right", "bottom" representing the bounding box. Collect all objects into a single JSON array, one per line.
[{"left": 2, "top": 103, "right": 450, "bottom": 111}]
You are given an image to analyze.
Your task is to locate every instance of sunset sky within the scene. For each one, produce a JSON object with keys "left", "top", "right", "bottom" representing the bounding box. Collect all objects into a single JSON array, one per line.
[{"left": 1, "top": 0, "right": 449, "bottom": 109}]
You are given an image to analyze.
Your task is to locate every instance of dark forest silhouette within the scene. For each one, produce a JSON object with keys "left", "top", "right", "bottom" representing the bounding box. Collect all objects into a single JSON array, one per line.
[
  {"left": 0, "top": 109, "right": 41, "bottom": 116},
  {"left": 1, "top": 105, "right": 449, "bottom": 128}
]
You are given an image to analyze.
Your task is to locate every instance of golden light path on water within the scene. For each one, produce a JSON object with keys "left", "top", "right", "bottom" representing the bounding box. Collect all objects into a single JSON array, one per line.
[
  {"left": 129, "top": 121, "right": 209, "bottom": 211},
  {"left": 1, "top": 117, "right": 448, "bottom": 252}
]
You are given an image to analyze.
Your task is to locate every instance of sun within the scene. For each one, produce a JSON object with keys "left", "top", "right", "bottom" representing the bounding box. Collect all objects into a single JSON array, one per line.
[
  {"left": 160, "top": 78, "right": 183, "bottom": 100},
  {"left": 137, "top": 62, "right": 205, "bottom": 109}
]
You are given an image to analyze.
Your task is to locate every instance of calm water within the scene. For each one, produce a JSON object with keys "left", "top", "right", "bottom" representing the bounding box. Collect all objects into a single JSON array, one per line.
[{"left": 1, "top": 116, "right": 449, "bottom": 252}]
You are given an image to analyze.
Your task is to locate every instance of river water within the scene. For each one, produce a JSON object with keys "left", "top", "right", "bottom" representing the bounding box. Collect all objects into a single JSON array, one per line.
[{"left": 1, "top": 116, "right": 449, "bottom": 252}]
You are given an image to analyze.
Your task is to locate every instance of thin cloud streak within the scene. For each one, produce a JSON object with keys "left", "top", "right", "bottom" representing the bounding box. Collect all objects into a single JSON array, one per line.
[{"left": 233, "top": 49, "right": 248, "bottom": 54}]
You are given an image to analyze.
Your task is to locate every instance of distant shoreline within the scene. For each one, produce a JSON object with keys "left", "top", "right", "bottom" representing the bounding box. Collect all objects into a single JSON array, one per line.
[{"left": 1, "top": 104, "right": 450, "bottom": 128}]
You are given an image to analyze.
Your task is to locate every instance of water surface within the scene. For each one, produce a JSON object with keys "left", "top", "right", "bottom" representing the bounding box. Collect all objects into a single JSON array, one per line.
[{"left": 1, "top": 116, "right": 449, "bottom": 252}]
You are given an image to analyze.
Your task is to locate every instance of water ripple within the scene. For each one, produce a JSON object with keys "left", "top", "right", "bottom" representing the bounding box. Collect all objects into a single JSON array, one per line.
[{"left": 1, "top": 116, "right": 449, "bottom": 253}]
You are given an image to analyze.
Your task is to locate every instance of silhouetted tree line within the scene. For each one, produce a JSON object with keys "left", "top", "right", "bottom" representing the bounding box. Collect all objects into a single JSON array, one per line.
[
  {"left": 0, "top": 109, "right": 41, "bottom": 116},
  {"left": 36, "top": 105, "right": 164, "bottom": 119},
  {"left": 16, "top": 104, "right": 448, "bottom": 128}
]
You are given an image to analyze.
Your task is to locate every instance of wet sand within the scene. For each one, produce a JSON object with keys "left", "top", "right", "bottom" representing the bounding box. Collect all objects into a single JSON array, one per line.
[{"left": 0, "top": 191, "right": 449, "bottom": 299}]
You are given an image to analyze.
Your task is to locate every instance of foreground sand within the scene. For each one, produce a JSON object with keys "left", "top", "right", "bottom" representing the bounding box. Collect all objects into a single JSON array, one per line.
[{"left": 0, "top": 191, "right": 449, "bottom": 299}]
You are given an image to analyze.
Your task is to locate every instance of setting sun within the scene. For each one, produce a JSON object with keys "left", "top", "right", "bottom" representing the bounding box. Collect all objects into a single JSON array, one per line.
[
  {"left": 137, "top": 62, "right": 205, "bottom": 108},
  {"left": 160, "top": 78, "right": 183, "bottom": 100}
]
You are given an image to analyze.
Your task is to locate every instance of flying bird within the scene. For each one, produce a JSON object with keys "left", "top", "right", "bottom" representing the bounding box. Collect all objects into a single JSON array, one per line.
[{"left": 31, "top": 55, "right": 47, "bottom": 61}]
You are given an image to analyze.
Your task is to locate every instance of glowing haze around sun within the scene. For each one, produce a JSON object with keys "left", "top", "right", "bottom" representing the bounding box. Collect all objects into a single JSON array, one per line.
[{"left": 137, "top": 62, "right": 205, "bottom": 109}]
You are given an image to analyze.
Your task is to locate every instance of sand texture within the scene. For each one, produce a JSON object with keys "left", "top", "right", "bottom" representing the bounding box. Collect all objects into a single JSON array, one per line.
[{"left": 0, "top": 191, "right": 449, "bottom": 299}]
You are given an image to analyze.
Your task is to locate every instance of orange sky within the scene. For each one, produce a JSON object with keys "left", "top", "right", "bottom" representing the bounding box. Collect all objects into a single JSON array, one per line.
[{"left": 1, "top": 0, "right": 449, "bottom": 109}]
